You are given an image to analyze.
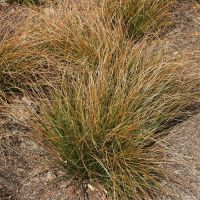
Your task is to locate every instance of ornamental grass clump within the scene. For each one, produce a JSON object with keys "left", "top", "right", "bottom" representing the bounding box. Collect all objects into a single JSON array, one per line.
[
  {"left": 101, "top": 0, "right": 172, "bottom": 38},
  {"left": 7, "top": 0, "right": 40, "bottom": 5},
  {"left": 0, "top": 31, "right": 50, "bottom": 92},
  {"left": 0, "top": 10, "right": 28, "bottom": 92},
  {"left": 26, "top": 1, "right": 198, "bottom": 199},
  {"left": 35, "top": 40, "right": 196, "bottom": 199},
  {"left": 25, "top": 1, "right": 124, "bottom": 68},
  {"left": 0, "top": 0, "right": 173, "bottom": 92},
  {"left": 0, "top": 10, "right": 58, "bottom": 94},
  {"left": 26, "top": 0, "right": 172, "bottom": 65}
]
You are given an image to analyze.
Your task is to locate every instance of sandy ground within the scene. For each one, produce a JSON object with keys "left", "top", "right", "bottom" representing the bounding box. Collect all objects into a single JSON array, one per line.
[{"left": 0, "top": 0, "right": 200, "bottom": 199}]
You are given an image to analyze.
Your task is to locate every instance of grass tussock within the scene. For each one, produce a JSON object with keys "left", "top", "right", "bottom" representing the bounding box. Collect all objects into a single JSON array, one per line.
[
  {"left": 0, "top": 32, "right": 46, "bottom": 92},
  {"left": 0, "top": 10, "right": 27, "bottom": 92},
  {"left": 25, "top": 1, "right": 124, "bottom": 67},
  {"left": 0, "top": 0, "right": 173, "bottom": 92},
  {"left": 0, "top": 10, "right": 59, "bottom": 94},
  {"left": 35, "top": 40, "right": 196, "bottom": 199},
  {"left": 100, "top": 0, "right": 173, "bottom": 38},
  {"left": 25, "top": 0, "right": 173, "bottom": 67},
  {"left": 7, "top": 0, "right": 40, "bottom": 5},
  {"left": 1, "top": 1, "right": 120, "bottom": 92}
]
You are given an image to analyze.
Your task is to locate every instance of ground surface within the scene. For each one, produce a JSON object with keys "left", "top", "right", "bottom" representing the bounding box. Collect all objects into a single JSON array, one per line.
[{"left": 0, "top": 0, "right": 200, "bottom": 199}]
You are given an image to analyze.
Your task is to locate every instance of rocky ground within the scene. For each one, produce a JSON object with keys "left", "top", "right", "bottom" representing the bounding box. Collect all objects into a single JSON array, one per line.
[{"left": 0, "top": 0, "right": 200, "bottom": 199}]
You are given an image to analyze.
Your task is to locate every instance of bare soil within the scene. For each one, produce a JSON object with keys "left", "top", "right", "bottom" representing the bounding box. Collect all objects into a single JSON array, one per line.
[{"left": 0, "top": 0, "right": 200, "bottom": 199}]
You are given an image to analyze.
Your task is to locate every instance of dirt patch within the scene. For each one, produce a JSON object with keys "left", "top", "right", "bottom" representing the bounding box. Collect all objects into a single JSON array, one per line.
[
  {"left": 158, "top": 113, "right": 200, "bottom": 200},
  {"left": 164, "top": 0, "right": 200, "bottom": 73}
]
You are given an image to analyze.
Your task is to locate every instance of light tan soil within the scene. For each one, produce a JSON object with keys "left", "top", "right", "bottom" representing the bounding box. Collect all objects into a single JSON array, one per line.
[
  {"left": 157, "top": 1, "right": 200, "bottom": 199},
  {"left": 161, "top": 113, "right": 200, "bottom": 200},
  {"left": 0, "top": 0, "right": 200, "bottom": 199}
]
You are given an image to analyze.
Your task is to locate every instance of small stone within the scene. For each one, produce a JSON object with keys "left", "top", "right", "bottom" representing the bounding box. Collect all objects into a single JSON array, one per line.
[
  {"left": 21, "top": 96, "right": 38, "bottom": 113},
  {"left": 46, "top": 171, "right": 57, "bottom": 182},
  {"left": 173, "top": 51, "right": 179, "bottom": 55},
  {"left": 21, "top": 96, "right": 33, "bottom": 107},
  {"left": 43, "top": 7, "right": 55, "bottom": 16},
  {"left": 60, "top": 182, "right": 68, "bottom": 189},
  {"left": 88, "top": 184, "right": 95, "bottom": 192},
  {"left": 20, "top": 139, "right": 43, "bottom": 152}
]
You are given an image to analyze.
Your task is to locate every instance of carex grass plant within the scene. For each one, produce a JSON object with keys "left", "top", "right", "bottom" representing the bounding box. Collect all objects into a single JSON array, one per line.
[
  {"left": 0, "top": 9, "right": 60, "bottom": 94},
  {"left": 0, "top": 27, "right": 46, "bottom": 93},
  {"left": 7, "top": 0, "right": 40, "bottom": 5},
  {"left": 15, "top": 0, "right": 174, "bottom": 93},
  {"left": 24, "top": 0, "right": 173, "bottom": 74},
  {"left": 0, "top": 10, "right": 28, "bottom": 92},
  {"left": 0, "top": 0, "right": 174, "bottom": 93},
  {"left": 100, "top": 0, "right": 173, "bottom": 39},
  {"left": 34, "top": 38, "right": 196, "bottom": 199},
  {"left": 24, "top": 1, "right": 198, "bottom": 199},
  {"left": 25, "top": 0, "right": 125, "bottom": 69}
]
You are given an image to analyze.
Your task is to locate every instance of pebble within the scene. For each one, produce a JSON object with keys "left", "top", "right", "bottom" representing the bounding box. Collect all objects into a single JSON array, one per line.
[{"left": 46, "top": 171, "right": 57, "bottom": 182}]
